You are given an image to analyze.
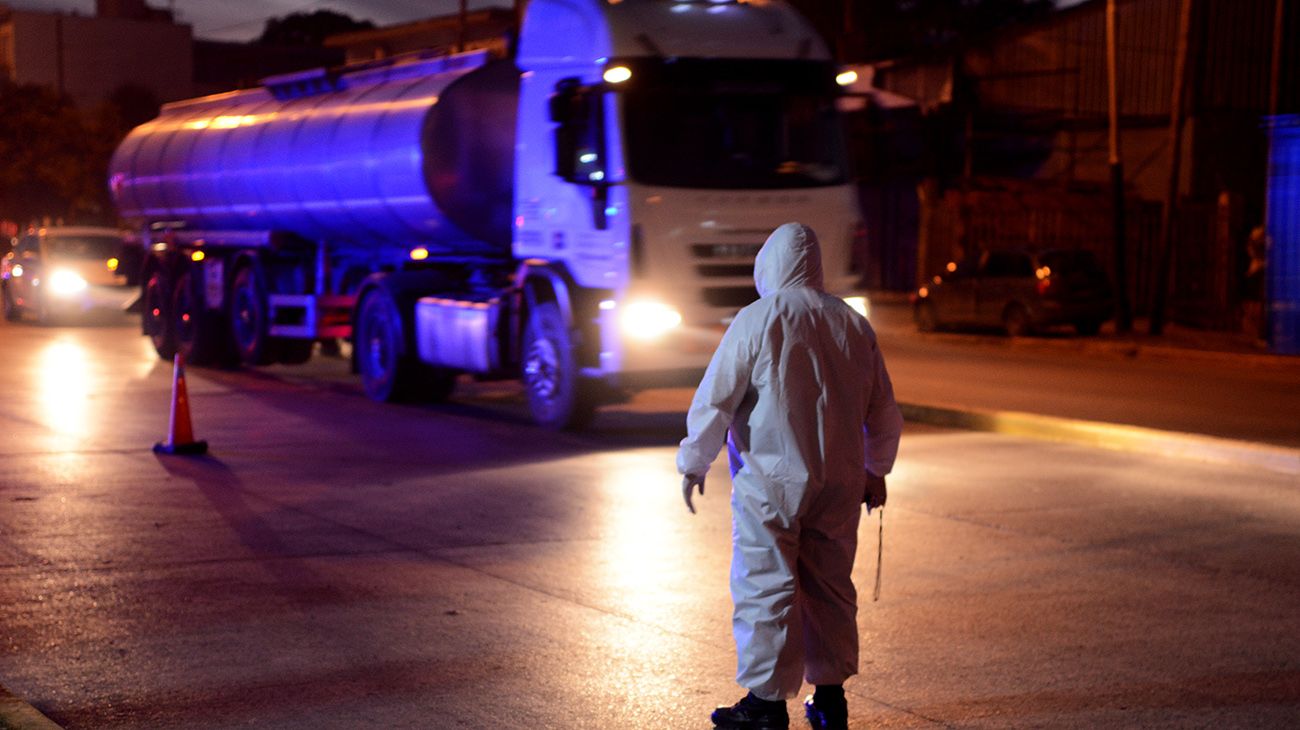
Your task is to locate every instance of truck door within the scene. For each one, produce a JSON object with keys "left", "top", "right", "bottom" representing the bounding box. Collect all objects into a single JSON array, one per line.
[{"left": 545, "top": 77, "right": 625, "bottom": 289}]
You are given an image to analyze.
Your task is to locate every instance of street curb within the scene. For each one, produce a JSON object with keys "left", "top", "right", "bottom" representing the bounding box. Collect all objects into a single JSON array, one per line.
[
  {"left": 900, "top": 402, "right": 1300, "bottom": 476},
  {"left": 900, "top": 328, "right": 1298, "bottom": 369},
  {"left": 0, "top": 686, "right": 61, "bottom": 730}
]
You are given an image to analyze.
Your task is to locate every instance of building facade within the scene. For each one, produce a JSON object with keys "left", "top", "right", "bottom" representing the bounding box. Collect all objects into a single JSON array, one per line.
[
  {"left": 867, "top": 0, "right": 1296, "bottom": 331},
  {"left": 325, "top": 9, "right": 516, "bottom": 65},
  {"left": 0, "top": 0, "right": 193, "bottom": 109}
]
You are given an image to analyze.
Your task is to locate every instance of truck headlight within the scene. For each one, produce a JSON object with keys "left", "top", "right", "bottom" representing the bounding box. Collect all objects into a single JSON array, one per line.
[
  {"left": 619, "top": 300, "right": 683, "bottom": 340},
  {"left": 49, "top": 269, "right": 88, "bottom": 296}
]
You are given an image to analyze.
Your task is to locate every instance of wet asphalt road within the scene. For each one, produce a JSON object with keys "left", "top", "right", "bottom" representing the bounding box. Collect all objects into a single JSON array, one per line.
[{"left": 0, "top": 313, "right": 1297, "bottom": 728}]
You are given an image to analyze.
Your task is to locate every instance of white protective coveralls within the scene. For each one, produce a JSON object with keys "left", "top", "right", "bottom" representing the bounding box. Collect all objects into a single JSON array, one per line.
[{"left": 676, "top": 222, "right": 903, "bottom": 701}]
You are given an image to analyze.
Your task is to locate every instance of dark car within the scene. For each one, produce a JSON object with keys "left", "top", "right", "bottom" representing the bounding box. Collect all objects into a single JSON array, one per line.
[
  {"left": 913, "top": 248, "right": 1114, "bottom": 336},
  {"left": 1, "top": 226, "right": 137, "bottom": 324}
]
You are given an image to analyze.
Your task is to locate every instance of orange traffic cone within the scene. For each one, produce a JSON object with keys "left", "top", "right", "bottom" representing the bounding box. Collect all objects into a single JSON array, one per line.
[{"left": 154, "top": 353, "right": 208, "bottom": 455}]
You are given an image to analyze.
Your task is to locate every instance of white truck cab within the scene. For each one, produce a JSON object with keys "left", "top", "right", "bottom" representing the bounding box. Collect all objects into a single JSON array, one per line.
[{"left": 513, "top": 0, "right": 864, "bottom": 383}]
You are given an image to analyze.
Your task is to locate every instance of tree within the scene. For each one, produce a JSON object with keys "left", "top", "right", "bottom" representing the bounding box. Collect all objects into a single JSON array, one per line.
[
  {"left": 257, "top": 10, "right": 375, "bottom": 47},
  {"left": 0, "top": 82, "right": 102, "bottom": 225},
  {"left": 0, "top": 80, "right": 151, "bottom": 226},
  {"left": 104, "top": 84, "right": 161, "bottom": 132}
]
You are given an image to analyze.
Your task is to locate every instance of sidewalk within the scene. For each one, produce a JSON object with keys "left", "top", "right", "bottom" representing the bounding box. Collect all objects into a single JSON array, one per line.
[
  {"left": 867, "top": 293, "right": 1300, "bottom": 475},
  {"left": 868, "top": 291, "right": 1293, "bottom": 367}
]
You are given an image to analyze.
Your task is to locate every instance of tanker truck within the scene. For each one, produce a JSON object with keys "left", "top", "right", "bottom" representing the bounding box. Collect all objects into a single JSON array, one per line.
[{"left": 108, "top": 0, "right": 868, "bottom": 429}]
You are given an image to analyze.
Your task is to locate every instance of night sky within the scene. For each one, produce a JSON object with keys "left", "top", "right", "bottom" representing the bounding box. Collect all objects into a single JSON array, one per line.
[{"left": 7, "top": 0, "right": 509, "bottom": 41}]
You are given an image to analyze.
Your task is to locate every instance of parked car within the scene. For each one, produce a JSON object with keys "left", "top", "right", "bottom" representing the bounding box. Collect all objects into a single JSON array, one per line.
[
  {"left": 1, "top": 226, "right": 138, "bottom": 323},
  {"left": 913, "top": 248, "right": 1114, "bottom": 336}
]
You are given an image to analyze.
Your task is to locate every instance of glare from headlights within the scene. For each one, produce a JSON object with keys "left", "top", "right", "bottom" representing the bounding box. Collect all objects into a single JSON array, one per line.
[
  {"left": 843, "top": 295, "right": 870, "bottom": 319},
  {"left": 620, "top": 300, "right": 683, "bottom": 340},
  {"left": 49, "top": 269, "right": 88, "bottom": 296}
]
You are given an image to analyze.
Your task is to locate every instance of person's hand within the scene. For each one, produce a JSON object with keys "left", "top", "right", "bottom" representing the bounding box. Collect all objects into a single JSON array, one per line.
[
  {"left": 682, "top": 473, "right": 705, "bottom": 514},
  {"left": 865, "top": 472, "right": 887, "bottom": 511}
]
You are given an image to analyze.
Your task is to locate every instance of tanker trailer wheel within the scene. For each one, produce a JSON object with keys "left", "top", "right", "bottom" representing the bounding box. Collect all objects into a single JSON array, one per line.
[
  {"left": 355, "top": 287, "right": 456, "bottom": 403},
  {"left": 173, "top": 268, "right": 234, "bottom": 367},
  {"left": 230, "top": 264, "right": 276, "bottom": 366},
  {"left": 143, "top": 270, "right": 177, "bottom": 360},
  {"left": 521, "top": 302, "right": 597, "bottom": 430}
]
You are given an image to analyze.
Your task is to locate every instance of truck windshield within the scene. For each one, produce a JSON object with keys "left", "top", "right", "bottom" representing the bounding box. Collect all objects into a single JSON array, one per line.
[{"left": 621, "top": 59, "right": 849, "bottom": 190}]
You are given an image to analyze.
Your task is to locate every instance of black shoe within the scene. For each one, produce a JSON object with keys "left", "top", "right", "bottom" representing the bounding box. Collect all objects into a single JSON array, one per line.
[
  {"left": 803, "top": 693, "right": 848, "bottom": 730},
  {"left": 712, "top": 692, "right": 790, "bottom": 729}
]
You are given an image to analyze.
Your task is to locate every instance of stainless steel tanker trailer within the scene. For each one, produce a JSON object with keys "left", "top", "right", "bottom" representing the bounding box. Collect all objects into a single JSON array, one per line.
[{"left": 108, "top": 0, "right": 869, "bottom": 428}]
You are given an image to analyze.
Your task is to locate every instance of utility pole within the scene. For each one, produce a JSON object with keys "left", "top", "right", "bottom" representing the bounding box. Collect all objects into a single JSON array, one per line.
[
  {"left": 458, "top": 0, "right": 468, "bottom": 52},
  {"left": 1106, "top": 0, "right": 1131, "bottom": 332},
  {"left": 1149, "top": 0, "right": 1194, "bottom": 336}
]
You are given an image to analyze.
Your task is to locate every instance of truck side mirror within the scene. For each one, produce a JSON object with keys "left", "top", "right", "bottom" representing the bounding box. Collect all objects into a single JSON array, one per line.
[
  {"left": 550, "top": 78, "right": 582, "bottom": 180},
  {"left": 550, "top": 78, "right": 612, "bottom": 230}
]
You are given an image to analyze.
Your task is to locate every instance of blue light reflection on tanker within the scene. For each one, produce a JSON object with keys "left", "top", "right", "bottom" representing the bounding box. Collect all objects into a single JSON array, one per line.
[{"left": 108, "top": 52, "right": 505, "bottom": 258}]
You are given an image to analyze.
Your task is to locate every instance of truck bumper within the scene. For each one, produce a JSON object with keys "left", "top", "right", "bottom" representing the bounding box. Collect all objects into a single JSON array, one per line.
[{"left": 587, "top": 317, "right": 724, "bottom": 390}]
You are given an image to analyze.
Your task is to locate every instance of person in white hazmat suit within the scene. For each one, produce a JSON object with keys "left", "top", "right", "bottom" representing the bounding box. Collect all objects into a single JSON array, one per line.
[{"left": 677, "top": 222, "right": 902, "bottom": 730}]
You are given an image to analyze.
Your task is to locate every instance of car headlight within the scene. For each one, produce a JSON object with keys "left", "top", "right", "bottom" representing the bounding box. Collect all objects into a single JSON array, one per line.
[
  {"left": 618, "top": 300, "right": 683, "bottom": 340},
  {"left": 842, "top": 295, "right": 870, "bottom": 319},
  {"left": 48, "top": 269, "right": 88, "bottom": 296}
]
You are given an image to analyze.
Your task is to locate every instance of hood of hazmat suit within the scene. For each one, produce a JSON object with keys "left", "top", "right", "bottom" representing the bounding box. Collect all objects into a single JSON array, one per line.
[{"left": 676, "top": 222, "right": 903, "bottom": 701}]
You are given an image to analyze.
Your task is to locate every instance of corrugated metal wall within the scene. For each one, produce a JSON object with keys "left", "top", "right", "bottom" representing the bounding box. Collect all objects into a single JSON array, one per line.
[{"left": 868, "top": 0, "right": 1295, "bottom": 329}]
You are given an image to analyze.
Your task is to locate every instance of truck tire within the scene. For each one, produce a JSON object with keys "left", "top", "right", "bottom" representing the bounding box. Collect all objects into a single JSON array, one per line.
[
  {"left": 522, "top": 301, "right": 597, "bottom": 430},
  {"left": 230, "top": 264, "right": 275, "bottom": 366},
  {"left": 143, "top": 270, "right": 177, "bottom": 360},
  {"left": 355, "top": 287, "right": 455, "bottom": 403},
  {"left": 173, "top": 268, "right": 233, "bottom": 367}
]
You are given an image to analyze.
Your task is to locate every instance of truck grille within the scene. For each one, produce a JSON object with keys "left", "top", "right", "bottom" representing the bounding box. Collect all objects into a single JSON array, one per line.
[
  {"left": 691, "top": 241, "right": 762, "bottom": 309},
  {"left": 691, "top": 243, "right": 763, "bottom": 260}
]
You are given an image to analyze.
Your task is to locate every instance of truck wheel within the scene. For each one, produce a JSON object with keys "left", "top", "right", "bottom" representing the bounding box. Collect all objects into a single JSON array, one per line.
[
  {"left": 143, "top": 270, "right": 177, "bottom": 360},
  {"left": 355, "top": 288, "right": 456, "bottom": 403},
  {"left": 522, "top": 302, "right": 597, "bottom": 430},
  {"left": 230, "top": 264, "right": 275, "bottom": 366},
  {"left": 173, "top": 268, "right": 232, "bottom": 367}
]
